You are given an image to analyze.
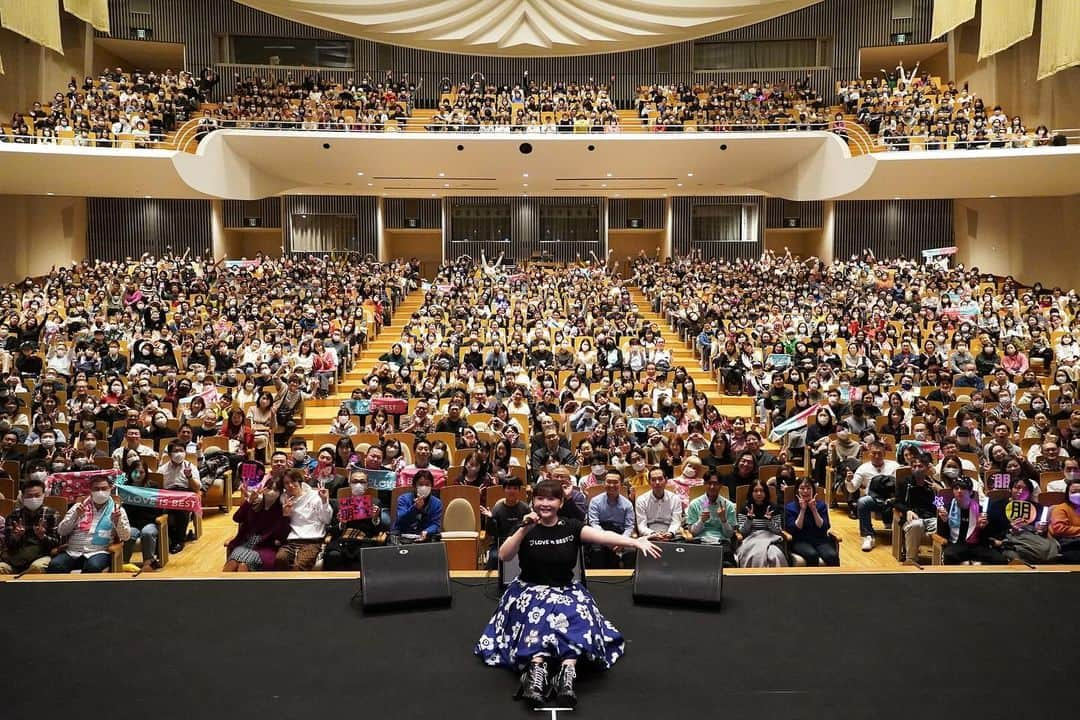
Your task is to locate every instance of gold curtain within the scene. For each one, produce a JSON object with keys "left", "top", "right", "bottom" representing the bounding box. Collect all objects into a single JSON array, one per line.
[
  {"left": 0, "top": 0, "right": 64, "bottom": 54},
  {"left": 931, "top": 0, "right": 977, "bottom": 39},
  {"left": 978, "top": 0, "right": 1036, "bottom": 60},
  {"left": 1038, "top": 0, "right": 1080, "bottom": 80},
  {"left": 63, "top": 0, "right": 109, "bottom": 33}
]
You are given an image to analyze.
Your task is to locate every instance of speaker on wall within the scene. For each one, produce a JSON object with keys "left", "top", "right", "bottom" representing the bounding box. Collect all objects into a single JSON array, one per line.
[
  {"left": 783, "top": 217, "right": 801, "bottom": 228},
  {"left": 404, "top": 199, "right": 420, "bottom": 228},
  {"left": 360, "top": 543, "right": 452, "bottom": 610},
  {"left": 243, "top": 217, "right": 261, "bottom": 228},
  {"left": 627, "top": 199, "right": 644, "bottom": 228},
  {"left": 633, "top": 542, "right": 723, "bottom": 607}
]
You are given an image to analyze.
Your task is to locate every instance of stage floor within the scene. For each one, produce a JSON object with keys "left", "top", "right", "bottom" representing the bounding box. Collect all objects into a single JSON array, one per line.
[{"left": 1, "top": 571, "right": 1076, "bottom": 718}]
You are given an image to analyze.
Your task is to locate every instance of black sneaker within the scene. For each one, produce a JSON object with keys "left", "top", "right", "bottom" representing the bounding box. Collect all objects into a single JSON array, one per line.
[
  {"left": 553, "top": 664, "right": 577, "bottom": 707},
  {"left": 169, "top": 542, "right": 184, "bottom": 554},
  {"left": 515, "top": 662, "right": 549, "bottom": 707}
]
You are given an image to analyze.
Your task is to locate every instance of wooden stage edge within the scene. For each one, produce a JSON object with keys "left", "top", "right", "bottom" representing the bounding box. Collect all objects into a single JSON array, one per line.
[{"left": 7, "top": 565, "right": 1077, "bottom": 583}]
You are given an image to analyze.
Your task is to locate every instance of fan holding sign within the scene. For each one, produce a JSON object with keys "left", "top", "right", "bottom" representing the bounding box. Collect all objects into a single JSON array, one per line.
[
  {"left": 323, "top": 470, "right": 386, "bottom": 571},
  {"left": 984, "top": 477, "right": 1060, "bottom": 564}
]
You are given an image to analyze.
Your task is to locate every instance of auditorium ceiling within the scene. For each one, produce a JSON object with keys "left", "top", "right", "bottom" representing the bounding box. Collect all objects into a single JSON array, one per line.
[{"left": 233, "top": 0, "right": 822, "bottom": 56}]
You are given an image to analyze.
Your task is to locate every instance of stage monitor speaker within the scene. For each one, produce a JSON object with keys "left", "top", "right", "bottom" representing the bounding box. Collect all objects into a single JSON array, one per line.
[
  {"left": 360, "top": 542, "right": 452, "bottom": 610},
  {"left": 633, "top": 542, "right": 723, "bottom": 607}
]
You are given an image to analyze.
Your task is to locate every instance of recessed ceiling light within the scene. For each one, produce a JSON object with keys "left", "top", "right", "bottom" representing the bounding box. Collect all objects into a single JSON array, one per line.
[
  {"left": 47, "top": 192, "right": 54, "bottom": 196},
  {"left": 356, "top": 171, "right": 364, "bottom": 176},
  {"left": 989, "top": 194, "right": 997, "bottom": 198},
  {"left": 444, "top": 183, "right": 449, "bottom": 188},
  {"left": 522, "top": 173, "right": 528, "bottom": 178},
  {"left": 893, "top": 196, "right": 901, "bottom": 199},
  {"left": 431, "top": 193, "right": 437, "bottom": 197},
  {"left": 601, "top": 183, "right": 607, "bottom": 188},
  {"left": 438, "top": 172, "right": 445, "bottom": 177},
  {"left": 687, "top": 172, "right": 694, "bottom": 177},
  {"left": 523, "top": 183, "right": 528, "bottom": 187},
  {"left": 367, "top": 182, "right": 373, "bottom": 186},
  {"left": 144, "top": 195, "right": 152, "bottom": 199},
  {"left": 606, "top": 172, "right": 612, "bottom": 177},
  {"left": 677, "top": 183, "right": 683, "bottom": 187}
]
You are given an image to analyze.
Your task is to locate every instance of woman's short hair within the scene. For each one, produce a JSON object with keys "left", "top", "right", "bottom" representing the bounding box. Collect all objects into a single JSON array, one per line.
[{"left": 533, "top": 478, "right": 563, "bottom": 499}]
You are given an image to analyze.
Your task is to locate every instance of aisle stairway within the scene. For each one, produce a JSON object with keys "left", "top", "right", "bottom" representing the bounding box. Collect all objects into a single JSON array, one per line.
[
  {"left": 294, "top": 291, "right": 424, "bottom": 443},
  {"left": 627, "top": 288, "right": 754, "bottom": 419},
  {"left": 295, "top": 286, "right": 750, "bottom": 449}
]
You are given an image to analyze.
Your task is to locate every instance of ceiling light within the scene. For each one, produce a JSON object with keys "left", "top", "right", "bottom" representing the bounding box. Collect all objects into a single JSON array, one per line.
[
  {"left": 606, "top": 172, "right": 612, "bottom": 177},
  {"left": 601, "top": 183, "right": 607, "bottom": 188},
  {"left": 523, "top": 183, "right": 528, "bottom": 187},
  {"left": 677, "top": 183, "right": 683, "bottom": 187},
  {"left": 522, "top": 173, "right": 528, "bottom": 178},
  {"left": 47, "top": 192, "right": 54, "bottom": 196},
  {"left": 356, "top": 171, "right": 364, "bottom": 176},
  {"left": 444, "top": 183, "right": 449, "bottom": 188},
  {"left": 989, "top": 194, "right": 997, "bottom": 198},
  {"left": 431, "top": 193, "right": 437, "bottom": 197},
  {"left": 687, "top": 172, "right": 694, "bottom": 177},
  {"left": 144, "top": 195, "right": 152, "bottom": 199},
  {"left": 438, "top": 172, "right": 445, "bottom": 177},
  {"left": 367, "top": 182, "right": 373, "bottom": 186}
]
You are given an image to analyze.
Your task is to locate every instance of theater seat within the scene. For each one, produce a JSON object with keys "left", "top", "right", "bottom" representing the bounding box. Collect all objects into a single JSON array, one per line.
[{"left": 441, "top": 497, "right": 480, "bottom": 570}]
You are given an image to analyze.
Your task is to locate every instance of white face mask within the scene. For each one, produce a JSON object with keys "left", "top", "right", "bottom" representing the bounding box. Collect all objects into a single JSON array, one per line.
[
  {"left": 23, "top": 496, "right": 44, "bottom": 511},
  {"left": 431, "top": 449, "right": 445, "bottom": 460},
  {"left": 41, "top": 437, "right": 56, "bottom": 448},
  {"left": 1070, "top": 492, "right": 1080, "bottom": 506},
  {"left": 416, "top": 485, "right": 432, "bottom": 498},
  {"left": 683, "top": 467, "right": 697, "bottom": 479},
  {"left": 293, "top": 450, "right": 307, "bottom": 461},
  {"left": 350, "top": 482, "right": 368, "bottom": 496},
  {"left": 632, "top": 460, "right": 646, "bottom": 473},
  {"left": 592, "top": 464, "right": 606, "bottom": 476},
  {"left": 171, "top": 451, "right": 185, "bottom": 464},
  {"left": 90, "top": 490, "right": 111, "bottom": 505}
]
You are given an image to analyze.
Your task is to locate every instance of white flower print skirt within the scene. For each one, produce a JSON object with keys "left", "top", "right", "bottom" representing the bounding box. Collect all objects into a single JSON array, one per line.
[{"left": 474, "top": 580, "right": 624, "bottom": 670}]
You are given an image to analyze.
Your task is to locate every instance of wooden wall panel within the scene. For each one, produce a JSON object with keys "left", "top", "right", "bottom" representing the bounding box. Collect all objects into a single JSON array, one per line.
[
  {"left": 672, "top": 195, "right": 766, "bottom": 261},
  {"left": 834, "top": 199, "right": 954, "bottom": 260},
  {"left": 87, "top": 198, "right": 211, "bottom": 261}
]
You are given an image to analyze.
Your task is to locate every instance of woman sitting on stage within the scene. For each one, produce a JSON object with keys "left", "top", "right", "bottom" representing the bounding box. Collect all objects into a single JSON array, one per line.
[{"left": 475, "top": 479, "right": 662, "bottom": 708}]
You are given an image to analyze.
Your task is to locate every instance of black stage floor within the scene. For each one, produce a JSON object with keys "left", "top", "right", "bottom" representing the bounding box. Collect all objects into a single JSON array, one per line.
[{"left": 2, "top": 572, "right": 1077, "bottom": 719}]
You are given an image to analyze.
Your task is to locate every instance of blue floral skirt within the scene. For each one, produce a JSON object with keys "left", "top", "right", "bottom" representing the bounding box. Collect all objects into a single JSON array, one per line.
[{"left": 474, "top": 580, "right": 625, "bottom": 670}]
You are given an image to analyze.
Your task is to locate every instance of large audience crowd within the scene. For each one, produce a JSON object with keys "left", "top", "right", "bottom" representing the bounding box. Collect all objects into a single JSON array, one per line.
[
  {"left": 4, "top": 63, "right": 1060, "bottom": 147},
  {"left": 837, "top": 62, "right": 1054, "bottom": 150},
  {"left": 3, "top": 248, "right": 1080, "bottom": 576},
  {"left": 3, "top": 67, "right": 216, "bottom": 148},
  {"left": 633, "top": 77, "right": 828, "bottom": 131}
]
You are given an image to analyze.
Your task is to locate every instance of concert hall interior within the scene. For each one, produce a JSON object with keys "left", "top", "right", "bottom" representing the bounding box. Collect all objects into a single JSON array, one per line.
[{"left": 0, "top": 0, "right": 1078, "bottom": 717}]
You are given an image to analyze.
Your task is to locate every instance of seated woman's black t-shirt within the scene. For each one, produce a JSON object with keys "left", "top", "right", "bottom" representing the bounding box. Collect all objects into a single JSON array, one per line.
[{"left": 518, "top": 518, "right": 584, "bottom": 587}]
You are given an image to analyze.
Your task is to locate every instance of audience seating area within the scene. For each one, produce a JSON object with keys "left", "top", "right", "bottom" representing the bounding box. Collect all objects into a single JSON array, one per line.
[
  {"left": 836, "top": 63, "right": 1053, "bottom": 152},
  {"left": 2, "top": 249, "right": 1079, "bottom": 576},
  {"left": 2, "top": 65, "right": 1058, "bottom": 153}
]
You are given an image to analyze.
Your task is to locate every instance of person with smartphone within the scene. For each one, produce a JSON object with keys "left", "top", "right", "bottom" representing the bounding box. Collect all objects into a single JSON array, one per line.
[{"left": 48, "top": 476, "right": 131, "bottom": 573}]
